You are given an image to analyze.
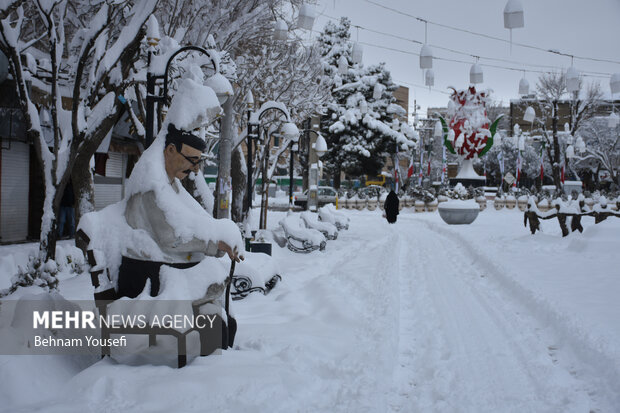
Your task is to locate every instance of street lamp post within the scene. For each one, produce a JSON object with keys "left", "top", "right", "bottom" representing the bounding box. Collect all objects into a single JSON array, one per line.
[
  {"left": 243, "top": 101, "right": 297, "bottom": 227},
  {"left": 289, "top": 142, "right": 299, "bottom": 209},
  {"left": 145, "top": 45, "right": 224, "bottom": 148}
]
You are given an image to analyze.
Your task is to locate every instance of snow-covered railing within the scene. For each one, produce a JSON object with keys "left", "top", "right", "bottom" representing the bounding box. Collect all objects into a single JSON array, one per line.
[{"left": 524, "top": 197, "right": 620, "bottom": 237}]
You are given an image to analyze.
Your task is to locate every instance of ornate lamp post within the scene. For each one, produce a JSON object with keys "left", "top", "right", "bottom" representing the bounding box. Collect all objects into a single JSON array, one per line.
[{"left": 145, "top": 44, "right": 231, "bottom": 147}]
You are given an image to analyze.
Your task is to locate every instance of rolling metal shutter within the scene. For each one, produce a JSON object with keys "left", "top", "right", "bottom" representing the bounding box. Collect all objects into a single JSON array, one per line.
[
  {"left": 94, "top": 152, "right": 125, "bottom": 210},
  {"left": 1, "top": 141, "right": 30, "bottom": 242}
]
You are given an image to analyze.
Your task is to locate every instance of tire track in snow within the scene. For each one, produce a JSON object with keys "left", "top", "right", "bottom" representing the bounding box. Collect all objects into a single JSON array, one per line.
[{"left": 389, "top": 215, "right": 607, "bottom": 412}]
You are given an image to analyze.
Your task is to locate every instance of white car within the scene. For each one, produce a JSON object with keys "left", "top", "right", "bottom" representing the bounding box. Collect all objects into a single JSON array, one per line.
[{"left": 293, "top": 186, "right": 338, "bottom": 208}]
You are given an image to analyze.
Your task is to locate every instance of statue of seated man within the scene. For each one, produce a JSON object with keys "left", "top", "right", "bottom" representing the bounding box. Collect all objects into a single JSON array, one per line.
[{"left": 118, "top": 123, "right": 240, "bottom": 299}]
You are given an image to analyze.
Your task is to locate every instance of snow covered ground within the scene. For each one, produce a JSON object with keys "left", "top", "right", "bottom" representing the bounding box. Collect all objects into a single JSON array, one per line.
[{"left": 1, "top": 206, "right": 619, "bottom": 412}]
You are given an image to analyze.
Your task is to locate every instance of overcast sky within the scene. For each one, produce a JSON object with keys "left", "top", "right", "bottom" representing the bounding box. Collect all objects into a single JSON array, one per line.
[{"left": 313, "top": 0, "right": 620, "bottom": 119}]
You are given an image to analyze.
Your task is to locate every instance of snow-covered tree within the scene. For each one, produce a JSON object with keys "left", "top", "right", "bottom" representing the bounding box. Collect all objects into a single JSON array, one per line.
[
  {"left": 525, "top": 72, "right": 603, "bottom": 192},
  {"left": 0, "top": 0, "right": 157, "bottom": 288},
  {"left": 317, "top": 17, "right": 417, "bottom": 187},
  {"left": 573, "top": 116, "right": 619, "bottom": 186}
]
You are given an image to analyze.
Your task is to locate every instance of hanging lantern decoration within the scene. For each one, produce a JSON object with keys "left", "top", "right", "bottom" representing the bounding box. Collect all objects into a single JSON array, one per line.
[
  {"left": 518, "top": 77, "right": 529, "bottom": 95},
  {"left": 373, "top": 83, "right": 385, "bottom": 100},
  {"left": 608, "top": 112, "right": 620, "bottom": 129},
  {"left": 504, "top": 0, "right": 524, "bottom": 52},
  {"left": 565, "top": 144, "right": 575, "bottom": 159},
  {"left": 523, "top": 106, "right": 535, "bottom": 123},
  {"left": 611, "top": 73, "right": 620, "bottom": 94},
  {"left": 297, "top": 4, "right": 316, "bottom": 31},
  {"left": 274, "top": 20, "right": 288, "bottom": 41},
  {"left": 425, "top": 69, "right": 434, "bottom": 89},
  {"left": 566, "top": 66, "right": 580, "bottom": 93},
  {"left": 351, "top": 42, "right": 364, "bottom": 64},
  {"left": 391, "top": 119, "right": 400, "bottom": 131},
  {"left": 337, "top": 55, "right": 348, "bottom": 75},
  {"left": 419, "top": 44, "right": 433, "bottom": 69},
  {"left": 518, "top": 134, "right": 525, "bottom": 151},
  {"left": 470, "top": 63, "right": 483, "bottom": 84},
  {"left": 433, "top": 120, "right": 443, "bottom": 138}
]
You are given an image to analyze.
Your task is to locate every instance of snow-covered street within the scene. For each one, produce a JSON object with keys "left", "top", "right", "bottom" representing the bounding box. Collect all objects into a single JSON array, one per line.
[{"left": 1, "top": 207, "right": 619, "bottom": 412}]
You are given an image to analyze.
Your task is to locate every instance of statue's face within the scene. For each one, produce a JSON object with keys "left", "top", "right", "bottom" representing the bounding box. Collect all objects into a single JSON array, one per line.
[{"left": 164, "top": 143, "right": 203, "bottom": 180}]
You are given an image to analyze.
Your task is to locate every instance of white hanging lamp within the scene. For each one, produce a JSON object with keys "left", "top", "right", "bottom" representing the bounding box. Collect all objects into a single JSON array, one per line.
[
  {"left": 575, "top": 135, "right": 586, "bottom": 153},
  {"left": 470, "top": 62, "right": 483, "bottom": 84},
  {"left": 420, "top": 44, "right": 433, "bottom": 69},
  {"left": 337, "top": 55, "right": 348, "bottom": 75},
  {"left": 611, "top": 73, "right": 620, "bottom": 95},
  {"left": 297, "top": 4, "right": 316, "bottom": 31},
  {"left": 274, "top": 20, "right": 288, "bottom": 41},
  {"left": 351, "top": 42, "right": 364, "bottom": 64},
  {"left": 433, "top": 120, "right": 443, "bottom": 138},
  {"left": 523, "top": 106, "right": 535, "bottom": 123},
  {"left": 425, "top": 69, "right": 434, "bottom": 90},
  {"left": 518, "top": 76, "right": 529, "bottom": 95},
  {"left": 608, "top": 112, "right": 619, "bottom": 129},
  {"left": 494, "top": 131, "right": 503, "bottom": 146},
  {"left": 504, "top": 0, "right": 524, "bottom": 53},
  {"left": 566, "top": 65, "right": 580, "bottom": 93}
]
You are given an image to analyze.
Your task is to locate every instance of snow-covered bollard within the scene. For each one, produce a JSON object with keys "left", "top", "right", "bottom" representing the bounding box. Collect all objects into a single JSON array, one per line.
[
  {"left": 438, "top": 199, "right": 480, "bottom": 225},
  {"left": 475, "top": 195, "right": 487, "bottom": 211},
  {"left": 414, "top": 199, "right": 425, "bottom": 213},
  {"left": 366, "top": 196, "right": 377, "bottom": 211}
]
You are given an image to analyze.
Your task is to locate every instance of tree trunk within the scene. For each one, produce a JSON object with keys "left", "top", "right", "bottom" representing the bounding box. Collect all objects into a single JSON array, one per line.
[
  {"left": 231, "top": 146, "right": 246, "bottom": 223},
  {"left": 215, "top": 98, "right": 233, "bottom": 219},
  {"left": 72, "top": 153, "right": 95, "bottom": 226}
]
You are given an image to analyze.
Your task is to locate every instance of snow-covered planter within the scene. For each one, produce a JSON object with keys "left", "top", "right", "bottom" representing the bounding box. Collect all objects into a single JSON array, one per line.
[
  {"left": 475, "top": 195, "right": 487, "bottom": 211},
  {"left": 537, "top": 198, "right": 550, "bottom": 212},
  {"left": 437, "top": 195, "right": 449, "bottom": 204},
  {"left": 354, "top": 195, "right": 366, "bottom": 210},
  {"left": 505, "top": 195, "right": 517, "bottom": 209},
  {"left": 378, "top": 192, "right": 388, "bottom": 210},
  {"left": 366, "top": 197, "right": 377, "bottom": 211},
  {"left": 425, "top": 198, "right": 439, "bottom": 212},
  {"left": 414, "top": 200, "right": 426, "bottom": 213},
  {"left": 585, "top": 197, "right": 595, "bottom": 211},
  {"left": 438, "top": 200, "right": 480, "bottom": 225},
  {"left": 494, "top": 195, "right": 505, "bottom": 210},
  {"left": 517, "top": 195, "right": 529, "bottom": 211}
]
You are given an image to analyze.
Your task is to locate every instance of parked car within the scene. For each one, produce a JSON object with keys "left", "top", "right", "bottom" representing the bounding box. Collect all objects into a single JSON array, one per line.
[{"left": 293, "top": 186, "right": 338, "bottom": 208}]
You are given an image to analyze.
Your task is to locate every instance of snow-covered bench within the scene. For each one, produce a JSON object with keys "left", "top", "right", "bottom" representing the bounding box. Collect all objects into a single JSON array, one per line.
[
  {"left": 318, "top": 204, "right": 349, "bottom": 231},
  {"left": 300, "top": 211, "right": 338, "bottom": 240},
  {"left": 75, "top": 204, "right": 229, "bottom": 368},
  {"left": 231, "top": 251, "right": 281, "bottom": 300},
  {"left": 279, "top": 213, "right": 326, "bottom": 253}
]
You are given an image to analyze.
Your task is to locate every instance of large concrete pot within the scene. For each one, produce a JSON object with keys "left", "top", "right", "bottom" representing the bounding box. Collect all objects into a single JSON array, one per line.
[{"left": 438, "top": 200, "right": 480, "bottom": 225}]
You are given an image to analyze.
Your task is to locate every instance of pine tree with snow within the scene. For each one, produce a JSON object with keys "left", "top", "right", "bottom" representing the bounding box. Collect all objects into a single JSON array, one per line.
[{"left": 317, "top": 17, "right": 416, "bottom": 187}]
